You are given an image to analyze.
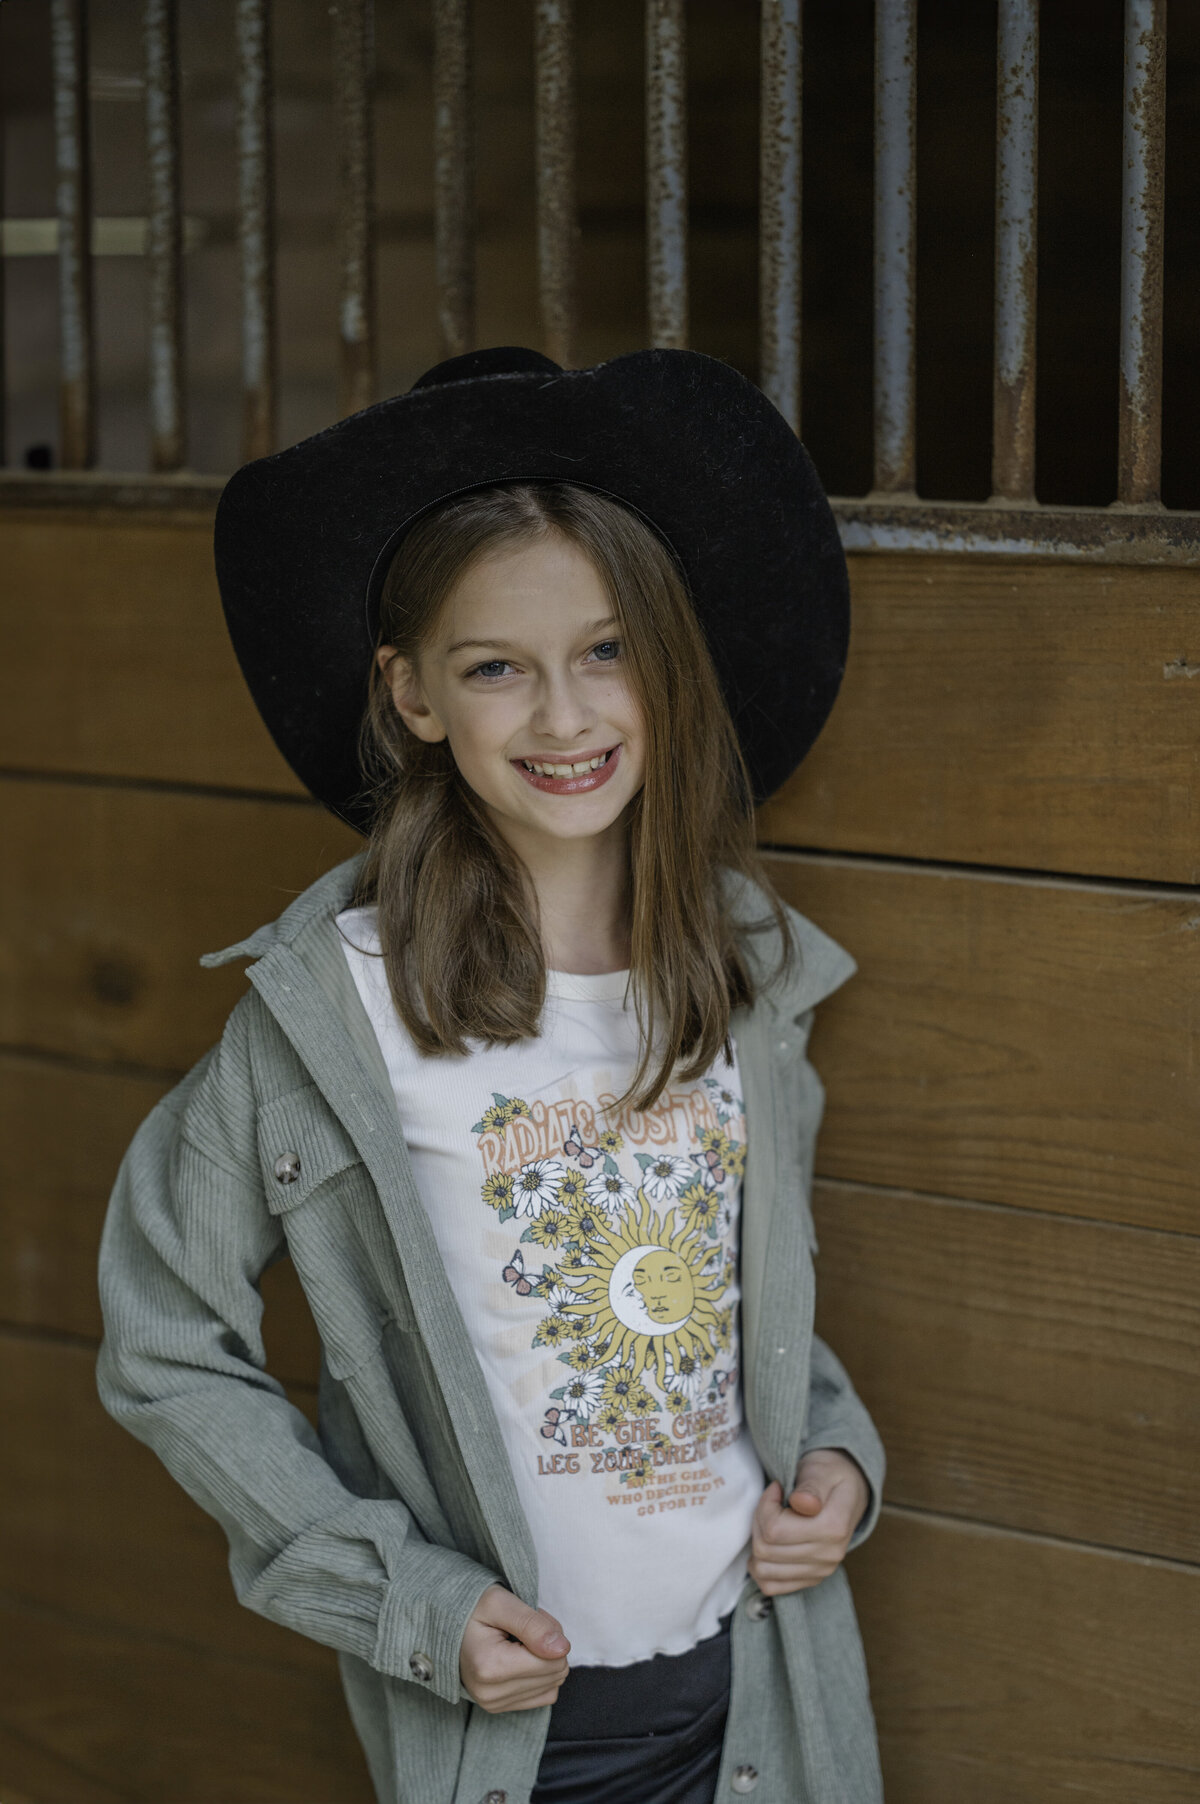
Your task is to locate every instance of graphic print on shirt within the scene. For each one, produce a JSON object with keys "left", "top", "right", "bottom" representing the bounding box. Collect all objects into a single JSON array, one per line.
[{"left": 471, "top": 1074, "right": 746, "bottom": 1484}]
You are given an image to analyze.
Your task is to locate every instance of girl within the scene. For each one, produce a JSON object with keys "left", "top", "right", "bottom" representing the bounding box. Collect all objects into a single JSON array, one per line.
[{"left": 98, "top": 346, "right": 885, "bottom": 1804}]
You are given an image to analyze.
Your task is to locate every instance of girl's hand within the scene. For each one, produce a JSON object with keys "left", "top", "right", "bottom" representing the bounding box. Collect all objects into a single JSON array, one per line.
[
  {"left": 747, "top": 1450, "right": 870, "bottom": 1597},
  {"left": 459, "top": 1584, "right": 571, "bottom": 1713}
]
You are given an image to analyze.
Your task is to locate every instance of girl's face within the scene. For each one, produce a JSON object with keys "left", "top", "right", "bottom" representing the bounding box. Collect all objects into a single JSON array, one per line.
[{"left": 380, "top": 531, "right": 646, "bottom": 859}]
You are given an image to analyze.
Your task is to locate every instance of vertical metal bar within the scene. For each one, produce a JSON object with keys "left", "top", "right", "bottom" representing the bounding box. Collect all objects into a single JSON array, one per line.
[
  {"left": 433, "top": 0, "right": 475, "bottom": 361},
  {"left": 51, "top": 0, "right": 95, "bottom": 469},
  {"left": 145, "top": 0, "right": 185, "bottom": 471},
  {"left": 535, "top": 0, "right": 577, "bottom": 369},
  {"left": 333, "top": 0, "right": 376, "bottom": 416},
  {"left": 236, "top": 0, "right": 276, "bottom": 461},
  {"left": 646, "top": 0, "right": 687, "bottom": 350},
  {"left": 873, "top": 0, "right": 916, "bottom": 494},
  {"left": 992, "top": 0, "right": 1038, "bottom": 500},
  {"left": 1118, "top": 0, "right": 1166, "bottom": 505},
  {"left": 759, "top": 0, "right": 802, "bottom": 433}
]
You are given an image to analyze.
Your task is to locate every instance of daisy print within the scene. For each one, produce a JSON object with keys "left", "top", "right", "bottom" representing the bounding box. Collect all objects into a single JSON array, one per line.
[
  {"left": 512, "top": 1158, "right": 566, "bottom": 1217},
  {"left": 661, "top": 1346, "right": 706, "bottom": 1401},
  {"left": 584, "top": 1166, "right": 636, "bottom": 1216},
  {"left": 558, "top": 1368, "right": 605, "bottom": 1420},
  {"left": 636, "top": 1151, "right": 693, "bottom": 1202}
]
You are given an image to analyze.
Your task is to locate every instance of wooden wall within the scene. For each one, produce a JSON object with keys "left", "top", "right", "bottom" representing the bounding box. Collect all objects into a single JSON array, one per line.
[{"left": 1, "top": 507, "right": 1198, "bottom": 1801}]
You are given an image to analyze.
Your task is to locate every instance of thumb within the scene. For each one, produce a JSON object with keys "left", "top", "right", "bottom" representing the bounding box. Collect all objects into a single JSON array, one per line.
[
  {"left": 485, "top": 1588, "right": 570, "bottom": 1658},
  {"left": 788, "top": 1467, "right": 827, "bottom": 1515}
]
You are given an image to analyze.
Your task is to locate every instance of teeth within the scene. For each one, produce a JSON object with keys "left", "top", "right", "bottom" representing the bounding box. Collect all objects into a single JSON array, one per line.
[{"left": 522, "top": 751, "right": 611, "bottom": 777}]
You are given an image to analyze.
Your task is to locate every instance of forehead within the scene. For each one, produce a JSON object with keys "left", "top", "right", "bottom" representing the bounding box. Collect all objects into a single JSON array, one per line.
[{"left": 434, "top": 533, "right": 610, "bottom": 646}]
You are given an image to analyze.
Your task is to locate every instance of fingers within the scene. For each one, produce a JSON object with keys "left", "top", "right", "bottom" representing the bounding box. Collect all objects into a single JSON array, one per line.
[
  {"left": 473, "top": 1585, "right": 570, "bottom": 1659},
  {"left": 749, "top": 1476, "right": 852, "bottom": 1597}
]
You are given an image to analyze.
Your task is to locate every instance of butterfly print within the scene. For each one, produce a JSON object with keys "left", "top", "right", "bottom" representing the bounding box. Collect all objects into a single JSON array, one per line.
[
  {"left": 693, "top": 1147, "right": 726, "bottom": 1186},
  {"left": 501, "top": 1249, "right": 534, "bottom": 1296},
  {"left": 541, "top": 1406, "right": 568, "bottom": 1446},
  {"left": 563, "top": 1123, "right": 600, "bottom": 1169}
]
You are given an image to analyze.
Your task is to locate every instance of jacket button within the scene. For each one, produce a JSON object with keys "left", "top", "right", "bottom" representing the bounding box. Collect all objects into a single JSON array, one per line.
[
  {"left": 483, "top": 1793, "right": 507, "bottom": 1804},
  {"left": 408, "top": 1652, "right": 433, "bottom": 1682},
  {"left": 273, "top": 1151, "right": 302, "bottom": 1185},
  {"left": 731, "top": 1767, "right": 760, "bottom": 1794},
  {"left": 746, "top": 1593, "right": 773, "bottom": 1621}
]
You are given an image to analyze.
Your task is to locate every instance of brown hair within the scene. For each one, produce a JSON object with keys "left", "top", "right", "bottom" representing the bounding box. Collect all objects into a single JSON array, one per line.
[{"left": 354, "top": 482, "right": 791, "bottom": 1110}]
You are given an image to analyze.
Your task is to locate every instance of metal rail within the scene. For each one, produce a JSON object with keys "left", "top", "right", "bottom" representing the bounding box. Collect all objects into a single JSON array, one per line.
[
  {"left": 333, "top": 0, "right": 377, "bottom": 417},
  {"left": 236, "top": 0, "right": 276, "bottom": 461},
  {"left": 145, "top": 0, "right": 185, "bottom": 472},
  {"left": 992, "top": 0, "right": 1038, "bottom": 501},
  {"left": 1118, "top": 0, "right": 1166, "bottom": 506},
  {"left": 433, "top": 0, "right": 475, "bottom": 361},
  {"left": 646, "top": 0, "right": 688, "bottom": 351},
  {"left": 51, "top": 0, "right": 95, "bottom": 470},
  {"left": 535, "top": 0, "right": 577, "bottom": 369},
  {"left": 759, "top": 0, "right": 802, "bottom": 433},
  {"left": 872, "top": 0, "right": 916, "bottom": 494}
]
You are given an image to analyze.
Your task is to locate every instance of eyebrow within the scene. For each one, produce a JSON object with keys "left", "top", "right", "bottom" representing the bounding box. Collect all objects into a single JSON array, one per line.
[{"left": 444, "top": 616, "right": 618, "bottom": 656}]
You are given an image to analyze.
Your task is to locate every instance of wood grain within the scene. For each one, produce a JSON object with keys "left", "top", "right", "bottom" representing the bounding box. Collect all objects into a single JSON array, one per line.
[
  {"left": 770, "top": 852, "right": 1200, "bottom": 1234},
  {"left": 852, "top": 1507, "right": 1200, "bottom": 1804},
  {"left": 813, "top": 1181, "right": 1200, "bottom": 1564},
  {"left": 0, "top": 1592, "right": 373, "bottom": 1804},
  {"left": 4, "top": 520, "right": 1199, "bottom": 881},
  {"left": 0, "top": 512, "right": 303, "bottom": 795},
  {"left": 758, "top": 555, "right": 1200, "bottom": 885},
  {"left": 0, "top": 778, "right": 361, "bottom": 1070}
]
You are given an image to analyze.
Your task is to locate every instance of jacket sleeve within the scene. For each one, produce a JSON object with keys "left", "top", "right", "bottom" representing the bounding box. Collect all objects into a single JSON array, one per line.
[{"left": 95, "top": 998, "right": 498, "bottom": 1706}]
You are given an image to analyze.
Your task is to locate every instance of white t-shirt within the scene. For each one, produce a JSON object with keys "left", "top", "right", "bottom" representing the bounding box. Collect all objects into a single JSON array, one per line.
[{"left": 337, "top": 906, "right": 764, "bottom": 1667}]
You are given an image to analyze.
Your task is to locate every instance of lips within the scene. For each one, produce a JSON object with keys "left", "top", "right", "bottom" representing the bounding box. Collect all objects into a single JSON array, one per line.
[{"left": 512, "top": 743, "right": 622, "bottom": 795}]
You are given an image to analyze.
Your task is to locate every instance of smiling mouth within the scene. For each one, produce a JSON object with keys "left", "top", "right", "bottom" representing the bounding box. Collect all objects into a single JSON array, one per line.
[{"left": 512, "top": 744, "right": 622, "bottom": 794}]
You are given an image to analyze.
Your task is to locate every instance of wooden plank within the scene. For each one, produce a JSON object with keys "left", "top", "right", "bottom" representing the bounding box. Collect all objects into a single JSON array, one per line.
[
  {"left": 0, "top": 1335, "right": 325, "bottom": 1666},
  {"left": 0, "top": 512, "right": 303, "bottom": 795},
  {"left": 0, "top": 1592, "right": 373, "bottom": 1804},
  {"left": 0, "top": 1052, "right": 323, "bottom": 1384},
  {"left": 3, "top": 521, "right": 1198, "bottom": 881},
  {"left": 0, "top": 779, "right": 360, "bottom": 1071},
  {"left": 769, "top": 852, "right": 1199, "bottom": 1234},
  {"left": 758, "top": 555, "right": 1200, "bottom": 885},
  {"left": 814, "top": 1182, "right": 1200, "bottom": 1564},
  {"left": 852, "top": 1508, "right": 1200, "bottom": 1803}
]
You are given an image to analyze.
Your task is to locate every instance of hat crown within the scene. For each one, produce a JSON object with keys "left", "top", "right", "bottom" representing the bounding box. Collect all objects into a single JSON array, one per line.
[{"left": 410, "top": 346, "right": 561, "bottom": 391}]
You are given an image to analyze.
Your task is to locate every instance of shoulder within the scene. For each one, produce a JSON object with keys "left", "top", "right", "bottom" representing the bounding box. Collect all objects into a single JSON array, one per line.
[{"left": 721, "top": 866, "right": 858, "bottom": 1018}]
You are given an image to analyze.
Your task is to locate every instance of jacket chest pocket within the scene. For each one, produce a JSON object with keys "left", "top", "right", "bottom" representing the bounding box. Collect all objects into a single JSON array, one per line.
[{"left": 256, "top": 1084, "right": 417, "bottom": 1378}]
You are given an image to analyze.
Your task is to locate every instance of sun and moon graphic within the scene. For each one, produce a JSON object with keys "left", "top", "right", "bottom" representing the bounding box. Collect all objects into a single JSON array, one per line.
[{"left": 475, "top": 1081, "right": 745, "bottom": 1440}]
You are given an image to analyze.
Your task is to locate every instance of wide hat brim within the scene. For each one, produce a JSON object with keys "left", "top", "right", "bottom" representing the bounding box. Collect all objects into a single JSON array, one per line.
[{"left": 213, "top": 346, "right": 849, "bottom": 829}]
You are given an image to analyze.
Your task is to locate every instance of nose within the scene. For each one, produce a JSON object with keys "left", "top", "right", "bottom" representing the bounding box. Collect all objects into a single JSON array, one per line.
[{"left": 529, "top": 664, "right": 597, "bottom": 745}]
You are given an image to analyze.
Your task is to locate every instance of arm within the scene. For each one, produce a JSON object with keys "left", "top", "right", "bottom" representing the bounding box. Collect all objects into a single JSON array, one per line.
[
  {"left": 799, "top": 1334, "right": 885, "bottom": 1551},
  {"left": 96, "top": 1007, "right": 498, "bottom": 1706}
]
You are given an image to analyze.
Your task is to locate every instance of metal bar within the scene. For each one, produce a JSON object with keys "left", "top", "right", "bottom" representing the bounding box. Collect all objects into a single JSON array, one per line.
[
  {"left": 51, "top": 0, "right": 95, "bottom": 469},
  {"left": 759, "top": 0, "right": 802, "bottom": 433},
  {"left": 145, "top": 0, "right": 185, "bottom": 471},
  {"left": 873, "top": 0, "right": 916, "bottom": 494},
  {"left": 1117, "top": 0, "right": 1166, "bottom": 505},
  {"left": 433, "top": 0, "right": 475, "bottom": 361},
  {"left": 236, "top": 0, "right": 276, "bottom": 461},
  {"left": 535, "top": 0, "right": 577, "bottom": 369},
  {"left": 992, "top": 0, "right": 1037, "bottom": 501},
  {"left": 646, "top": 0, "right": 687, "bottom": 350},
  {"left": 333, "top": 0, "right": 376, "bottom": 416}
]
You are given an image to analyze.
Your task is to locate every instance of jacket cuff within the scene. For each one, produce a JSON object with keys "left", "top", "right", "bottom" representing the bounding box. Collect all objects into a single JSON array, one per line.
[
  {"left": 800, "top": 1423, "right": 885, "bottom": 1551},
  {"left": 374, "top": 1543, "right": 500, "bottom": 1705}
]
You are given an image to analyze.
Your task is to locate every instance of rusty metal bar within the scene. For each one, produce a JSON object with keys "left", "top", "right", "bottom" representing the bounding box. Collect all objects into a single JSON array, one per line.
[
  {"left": 759, "top": 0, "right": 802, "bottom": 433},
  {"left": 144, "top": 0, "right": 185, "bottom": 471},
  {"left": 646, "top": 0, "right": 688, "bottom": 350},
  {"left": 433, "top": 0, "right": 475, "bottom": 360},
  {"left": 236, "top": 0, "right": 276, "bottom": 461},
  {"left": 535, "top": 0, "right": 577, "bottom": 369},
  {"left": 992, "top": 0, "right": 1037, "bottom": 501},
  {"left": 873, "top": 0, "right": 916, "bottom": 494},
  {"left": 333, "top": 0, "right": 376, "bottom": 416},
  {"left": 51, "top": 0, "right": 95, "bottom": 469},
  {"left": 1118, "top": 0, "right": 1166, "bottom": 505}
]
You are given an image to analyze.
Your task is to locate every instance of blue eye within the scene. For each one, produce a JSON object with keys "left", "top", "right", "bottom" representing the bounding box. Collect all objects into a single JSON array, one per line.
[
  {"left": 590, "top": 640, "right": 621, "bottom": 662},
  {"left": 471, "top": 659, "right": 512, "bottom": 680}
]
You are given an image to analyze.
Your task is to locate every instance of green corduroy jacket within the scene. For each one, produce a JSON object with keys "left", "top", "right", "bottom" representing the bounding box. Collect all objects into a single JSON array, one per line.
[{"left": 96, "top": 855, "right": 886, "bottom": 1804}]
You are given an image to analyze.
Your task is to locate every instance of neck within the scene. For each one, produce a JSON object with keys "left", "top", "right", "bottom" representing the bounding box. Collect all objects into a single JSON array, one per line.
[{"left": 500, "top": 818, "right": 632, "bottom": 974}]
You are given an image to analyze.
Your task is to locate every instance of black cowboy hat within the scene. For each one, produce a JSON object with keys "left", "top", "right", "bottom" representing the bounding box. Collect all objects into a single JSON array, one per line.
[{"left": 213, "top": 345, "right": 849, "bottom": 828}]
